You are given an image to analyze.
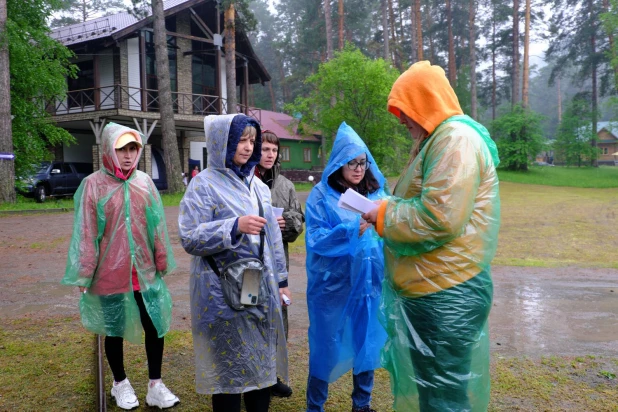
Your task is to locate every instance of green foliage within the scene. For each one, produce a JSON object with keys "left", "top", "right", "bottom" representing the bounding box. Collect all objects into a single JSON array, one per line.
[
  {"left": 286, "top": 46, "right": 410, "bottom": 174},
  {"left": 600, "top": 0, "right": 618, "bottom": 90},
  {"left": 554, "top": 98, "right": 598, "bottom": 166},
  {"left": 491, "top": 105, "right": 545, "bottom": 171},
  {"left": 7, "top": 0, "right": 78, "bottom": 179},
  {"left": 454, "top": 66, "right": 471, "bottom": 115}
]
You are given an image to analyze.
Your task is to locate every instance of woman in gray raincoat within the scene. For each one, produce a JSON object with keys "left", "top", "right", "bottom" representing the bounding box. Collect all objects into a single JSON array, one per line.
[
  {"left": 179, "top": 114, "right": 289, "bottom": 412},
  {"left": 254, "top": 130, "right": 305, "bottom": 398}
]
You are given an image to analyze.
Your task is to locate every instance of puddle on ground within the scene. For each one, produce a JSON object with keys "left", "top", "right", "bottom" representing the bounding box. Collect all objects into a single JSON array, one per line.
[{"left": 489, "top": 266, "right": 618, "bottom": 355}]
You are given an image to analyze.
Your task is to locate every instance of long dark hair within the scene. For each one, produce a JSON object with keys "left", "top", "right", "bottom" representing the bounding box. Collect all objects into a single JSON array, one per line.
[{"left": 327, "top": 165, "right": 380, "bottom": 197}]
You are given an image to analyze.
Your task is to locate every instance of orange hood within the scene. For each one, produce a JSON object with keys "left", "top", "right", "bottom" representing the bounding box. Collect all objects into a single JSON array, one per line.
[{"left": 387, "top": 61, "right": 463, "bottom": 135}]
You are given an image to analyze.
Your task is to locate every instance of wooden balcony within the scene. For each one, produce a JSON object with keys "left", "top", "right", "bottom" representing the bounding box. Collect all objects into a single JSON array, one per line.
[{"left": 44, "top": 85, "right": 261, "bottom": 123}]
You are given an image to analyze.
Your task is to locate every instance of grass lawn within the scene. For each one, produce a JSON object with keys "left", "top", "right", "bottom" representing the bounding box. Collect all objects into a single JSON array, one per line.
[
  {"left": 1, "top": 318, "right": 616, "bottom": 411},
  {"left": 1, "top": 167, "right": 617, "bottom": 410},
  {"left": 497, "top": 165, "right": 618, "bottom": 188}
]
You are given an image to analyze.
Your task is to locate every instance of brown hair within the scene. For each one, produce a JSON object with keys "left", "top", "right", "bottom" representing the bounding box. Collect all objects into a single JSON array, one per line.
[
  {"left": 261, "top": 130, "right": 279, "bottom": 145},
  {"left": 327, "top": 165, "right": 380, "bottom": 197}
]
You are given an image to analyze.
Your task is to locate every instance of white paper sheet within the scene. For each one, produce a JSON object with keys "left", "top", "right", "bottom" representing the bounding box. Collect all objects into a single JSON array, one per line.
[{"left": 337, "top": 188, "right": 378, "bottom": 214}]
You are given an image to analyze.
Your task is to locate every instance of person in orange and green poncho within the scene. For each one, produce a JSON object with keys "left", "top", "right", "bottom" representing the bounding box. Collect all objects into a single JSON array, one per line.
[{"left": 363, "top": 61, "right": 501, "bottom": 412}]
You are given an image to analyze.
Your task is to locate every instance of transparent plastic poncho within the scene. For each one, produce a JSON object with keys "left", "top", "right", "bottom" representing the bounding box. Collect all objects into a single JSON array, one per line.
[
  {"left": 178, "top": 114, "right": 289, "bottom": 394},
  {"left": 305, "top": 122, "right": 388, "bottom": 383},
  {"left": 379, "top": 115, "right": 500, "bottom": 411},
  {"left": 62, "top": 122, "right": 176, "bottom": 344}
]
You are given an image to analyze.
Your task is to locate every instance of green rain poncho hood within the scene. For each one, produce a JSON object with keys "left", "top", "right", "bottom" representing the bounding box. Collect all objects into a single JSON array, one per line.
[{"left": 62, "top": 122, "right": 176, "bottom": 343}]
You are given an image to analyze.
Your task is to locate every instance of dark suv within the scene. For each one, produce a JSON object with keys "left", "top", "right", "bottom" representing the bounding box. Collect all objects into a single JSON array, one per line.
[{"left": 20, "top": 161, "right": 93, "bottom": 202}]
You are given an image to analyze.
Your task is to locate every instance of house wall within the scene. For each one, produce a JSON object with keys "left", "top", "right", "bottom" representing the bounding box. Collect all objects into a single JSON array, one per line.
[
  {"left": 100, "top": 48, "right": 115, "bottom": 109},
  {"left": 597, "top": 130, "right": 618, "bottom": 164},
  {"left": 127, "top": 37, "right": 141, "bottom": 109},
  {"left": 176, "top": 13, "right": 192, "bottom": 99},
  {"left": 190, "top": 140, "right": 207, "bottom": 170},
  {"left": 280, "top": 140, "right": 321, "bottom": 170},
  {"left": 220, "top": 55, "right": 227, "bottom": 108},
  {"left": 63, "top": 134, "right": 96, "bottom": 163}
]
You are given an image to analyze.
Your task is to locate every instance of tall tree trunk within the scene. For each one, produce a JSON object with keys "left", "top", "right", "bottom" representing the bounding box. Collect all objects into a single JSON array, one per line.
[
  {"left": 416, "top": 0, "right": 423, "bottom": 60},
  {"left": 224, "top": 3, "right": 237, "bottom": 113},
  {"left": 512, "top": 0, "right": 520, "bottom": 106},
  {"left": 602, "top": 0, "right": 618, "bottom": 89},
  {"left": 491, "top": 4, "right": 497, "bottom": 120},
  {"left": 268, "top": 81, "right": 276, "bottom": 111},
  {"left": 410, "top": 1, "right": 418, "bottom": 62},
  {"left": 338, "top": 0, "right": 344, "bottom": 50},
  {"left": 557, "top": 77, "right": 562, "bottom": 122},
  {"left": 428, "top": 10, "right": 434, "bottom": 63},
  {"left": 381, "top": 0, "right": 389, "bottom": 62},
  {"left": 469, "top": 0, "right": 477, "bottom": 119},
  {"left": 81, "top": 0, "right": 87, "bottom": 22},
  {"left": 0, "top": 0, "right": 15, "bottom": 203},
  {"left": 590, "top": 0, "right": 598, "bottom": 167},
  {"left": 446, "top": 0, "right": 456, "bottom": 86},
  {"left": 151, "top": 0, "right": 183, "bottom": 193},
  {"left": 522, "top": 0, "right": 530, "bottom": 108},
  {"left": 324, "top": 0, "right": 333, "bottom": 60},
  {"left": 275, "top": 51, "right": 289, "bottom": 103},
  {"left": 388, "top": 0, "right": 399, "bottom": 68}
]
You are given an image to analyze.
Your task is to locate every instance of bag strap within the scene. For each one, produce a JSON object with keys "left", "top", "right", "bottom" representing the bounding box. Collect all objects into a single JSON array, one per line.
[{"left": 204, "top": 185, "right": 265, "bottom": 278}]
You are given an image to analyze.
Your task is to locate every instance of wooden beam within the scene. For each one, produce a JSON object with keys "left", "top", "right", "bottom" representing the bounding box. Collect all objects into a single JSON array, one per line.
[
  {"left": 153, "top": 29, "right": 214, "bottom": 44},
  {"left": 132, "top": 118, "right": 157, "bottom": 145},
  {"left": 189, "top": 7, "right": 214, "bottom": 38},
  {"left": 89, "top": 119, "right": 108, "bottom": 145}
]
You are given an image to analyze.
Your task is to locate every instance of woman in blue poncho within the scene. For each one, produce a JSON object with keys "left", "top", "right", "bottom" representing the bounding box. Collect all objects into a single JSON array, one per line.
[{"left": 305, "top": 122, "right": 387, "bottom": 412}]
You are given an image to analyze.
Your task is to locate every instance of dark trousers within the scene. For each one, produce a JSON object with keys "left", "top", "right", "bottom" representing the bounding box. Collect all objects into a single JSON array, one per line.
[
  {"left": 104, "top": 291, "right": 164, "bottom": 382},
  {"left": 406, "top": 271, "right": 493, "bottom": 411},
  {"left": 212, "top": 387, "right": 271, "bottom": 412}
]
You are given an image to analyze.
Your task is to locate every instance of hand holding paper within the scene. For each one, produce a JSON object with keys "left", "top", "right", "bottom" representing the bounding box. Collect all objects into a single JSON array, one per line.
[{"left": 337, "top": 188, "right": 379, "bottom": 214}]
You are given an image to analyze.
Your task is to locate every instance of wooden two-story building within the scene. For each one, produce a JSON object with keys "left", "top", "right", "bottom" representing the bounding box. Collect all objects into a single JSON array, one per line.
[{"left": 47, "top": 0, "right": 272, "bottom": 189}]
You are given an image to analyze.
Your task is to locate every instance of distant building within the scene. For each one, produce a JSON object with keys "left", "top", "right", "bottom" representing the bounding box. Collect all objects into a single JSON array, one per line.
[
  {"left": 46, "top": 0, "right": 272, "bottom": 189},
  {"left": 595, "top": 122, "right": 618, "bottom": 165}
]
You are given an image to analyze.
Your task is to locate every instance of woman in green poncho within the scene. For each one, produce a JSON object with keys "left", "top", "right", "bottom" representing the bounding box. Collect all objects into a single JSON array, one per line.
[
  {"left": 62, "top": 123, "right": 179, "bottom": 410},
  {"left": 363, "top": 61, "right": 501, "bottom": 411}
]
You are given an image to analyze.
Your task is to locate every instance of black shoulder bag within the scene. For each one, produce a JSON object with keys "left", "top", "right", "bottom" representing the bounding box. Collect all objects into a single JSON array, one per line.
[{"left": 204, "top": 187, "right": 269, "bottom": 310}]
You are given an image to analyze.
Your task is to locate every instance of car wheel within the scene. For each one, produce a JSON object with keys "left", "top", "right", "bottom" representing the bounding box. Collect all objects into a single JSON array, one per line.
[{"left": 35, "top": 185, "right": 46, "bottom": 203}]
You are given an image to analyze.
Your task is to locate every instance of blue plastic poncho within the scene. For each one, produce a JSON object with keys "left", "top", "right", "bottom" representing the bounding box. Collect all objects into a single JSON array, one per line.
[
  {"left": 305, "top": 122, "right": 388, "bottom": 383},
  {"left": 178, "top": 114, "right": 288, "bottom": 395}
]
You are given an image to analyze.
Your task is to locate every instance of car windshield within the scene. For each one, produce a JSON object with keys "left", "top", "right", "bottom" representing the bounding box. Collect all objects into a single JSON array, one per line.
[{"left": 37, "top": 163, "right": 50, "bottom": 174}]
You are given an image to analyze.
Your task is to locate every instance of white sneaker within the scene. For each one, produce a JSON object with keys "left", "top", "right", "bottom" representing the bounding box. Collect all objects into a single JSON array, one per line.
[
  {"left": 111, "top": 378, "right": 139, "bottom": 410},
  {"left": 146, "top": 381, "right": 180, "bottom": 409}
]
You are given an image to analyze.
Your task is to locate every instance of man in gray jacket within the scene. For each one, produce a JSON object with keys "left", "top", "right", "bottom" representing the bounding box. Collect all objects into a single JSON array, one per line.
[{"left": 255, "top": 130, "right": 305, "bottom": 398}]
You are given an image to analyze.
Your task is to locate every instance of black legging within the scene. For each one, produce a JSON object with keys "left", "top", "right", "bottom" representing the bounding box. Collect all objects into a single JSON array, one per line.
[
  {"left": 104, "top": 291, "right": 164, "bottom": 381},
  {"left": 212, "top": 387, "right": 271, "bottom": 412}
]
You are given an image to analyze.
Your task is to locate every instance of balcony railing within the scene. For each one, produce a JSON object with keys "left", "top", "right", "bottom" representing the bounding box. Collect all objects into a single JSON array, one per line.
[{"left": 44, "top": 85, "right": 261, "bottom": 123}]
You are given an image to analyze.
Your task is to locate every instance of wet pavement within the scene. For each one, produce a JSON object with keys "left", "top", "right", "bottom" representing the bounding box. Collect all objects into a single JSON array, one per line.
[{"left": 1, "top": 208, "right": 617, "bottom": 356}]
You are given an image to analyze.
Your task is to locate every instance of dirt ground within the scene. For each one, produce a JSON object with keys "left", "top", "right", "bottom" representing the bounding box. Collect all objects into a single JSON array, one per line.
[{"left": 1, "top": 207, "right": 617, "bottom": 356}]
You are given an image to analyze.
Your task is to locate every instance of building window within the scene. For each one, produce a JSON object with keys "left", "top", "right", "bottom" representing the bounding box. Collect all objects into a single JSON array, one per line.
[
  {"left": 280, "top": 146, "right": 290, "bottom": 162},
  {"left": 67, "top": 60, "right": 94, "bottom": 108},
  {"left": 144, "top": 21, "right": 177, "bottom": 112},
  {"left": 303, "top": 148, "right": 311, "bottom": 162},
  {"left": 602, "top": 147, "right": 608, "bottom": 154}
]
